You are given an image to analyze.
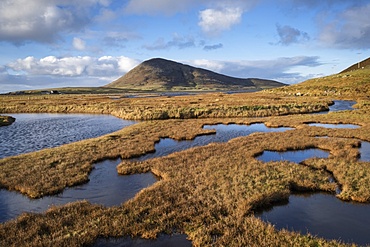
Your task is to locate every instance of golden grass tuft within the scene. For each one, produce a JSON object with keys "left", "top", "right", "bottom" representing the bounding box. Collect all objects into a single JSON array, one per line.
[{"left": 0, "top": 115, "right": 15, "bottom": 126}]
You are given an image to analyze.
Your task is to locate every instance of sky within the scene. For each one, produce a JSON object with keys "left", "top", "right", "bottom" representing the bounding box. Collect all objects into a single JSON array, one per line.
[{"left": 0, "top": 0, "right": 369, "bottom": 93}]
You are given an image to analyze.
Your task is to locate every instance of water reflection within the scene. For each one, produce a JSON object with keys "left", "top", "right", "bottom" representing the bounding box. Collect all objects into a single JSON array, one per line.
[
  {"left": 0, "top": 113, "right": 136, "bottom": 159},
  {"left": 256, "top": 193, "right": 370, "bottom": 245},
  {"left": 136, "top": 123, "right": 293, "bottom": 161},
  {"left": 308, "top": 123, "right": 360, "bottom": 129},
  {"left": 315, "top": 100, "right": 356, "bottom": 114},
  {"left": 360, "top": 141, "right": 370, "bottom": 162},
  {"left": 0, "top": 159, "right": 157, "bottom": 223},
  {"left": 329, "top": 100, "right": 356, "bottom": 111},
  {"left": 256, "top": 149, "right": 329, "bottom": 163}
]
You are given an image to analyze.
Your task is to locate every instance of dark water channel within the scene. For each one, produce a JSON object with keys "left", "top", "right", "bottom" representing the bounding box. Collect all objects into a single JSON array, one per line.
[
  {"left": 135, "top": 123, "right": 293, "bottom": 161},
  {"left": 315, "top": 100, "right": 357, "bottom": 114},
  {"left": 256, "top": 149, "right": 329, "bottom": 163},
  {"left": 256, "top": 193, "right": 370, "bottom": 246}
]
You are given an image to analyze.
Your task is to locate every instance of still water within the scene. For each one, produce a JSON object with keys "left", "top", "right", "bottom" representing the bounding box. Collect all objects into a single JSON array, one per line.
[
  {"left": 308, "top": 123, "right": 360, "bottom": 129},
  {"left": 0, "top": 113, "right": 136, "bottom": 159},
  {"left": 360, "top": 141, "right": 370, "bottom": 162},
  {"left": 256, "top": 193, "right": 370, "bottom": 245},
  {"left": 0, "top": 159, "right": 157, "bottom": 222},
  {"left": 136, "top": 123, "right": 293, "bottom": 161},
  {"left": 255, "top": 145, "right": 370, "bottom": 245},
  {"left": 256, "top": 149, "right": 329, "bottom": 163},
  {"left": 329, "top": 100, "right": 356, "bottom": 112},
  {"left": 315, "top": 100, "right": 356, "bottom": 114}
]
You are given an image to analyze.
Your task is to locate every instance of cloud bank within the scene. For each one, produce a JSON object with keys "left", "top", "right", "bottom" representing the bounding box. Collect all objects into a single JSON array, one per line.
[
  {"left": 7, "top": 56, "right": 140, "bottom": 77},
  {"left": 318, "top": 3, "right": 370, "bottom": 49},
  {"left": 189, "top": 56, "right": 322, "bottom": 84}
]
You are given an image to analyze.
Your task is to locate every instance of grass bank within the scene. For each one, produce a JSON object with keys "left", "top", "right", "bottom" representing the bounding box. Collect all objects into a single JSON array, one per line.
[{"left": 0, "top": 92, "right": 332, "bottom": 120}]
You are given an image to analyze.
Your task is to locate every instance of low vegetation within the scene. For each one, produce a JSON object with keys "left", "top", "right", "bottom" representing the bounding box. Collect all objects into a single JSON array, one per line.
[
  {"left": 0, "top": 92, "right": 332, "bottom": 120},
  {"left": 0, "top": 115, "right": 15, "bottom": 126},
  {"left": 0, "top": 69, "right": 369, "bottom": 246}
]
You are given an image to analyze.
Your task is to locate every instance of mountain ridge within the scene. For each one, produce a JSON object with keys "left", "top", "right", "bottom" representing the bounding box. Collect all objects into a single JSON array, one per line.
[
  {"left": 340, "top": 57, "right": 370, "bottom": 73},
  {"left": 105, "top": 58, "right": 286, "bottom": 91}
]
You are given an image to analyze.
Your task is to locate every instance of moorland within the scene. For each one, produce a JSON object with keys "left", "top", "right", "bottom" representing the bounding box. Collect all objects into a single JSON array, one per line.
[{"left": 0, "top": 62, "right": 369, "bottom": 246}]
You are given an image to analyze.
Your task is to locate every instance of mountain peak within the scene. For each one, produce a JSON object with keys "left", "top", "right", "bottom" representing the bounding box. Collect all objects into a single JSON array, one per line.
[{"left": 105, "top": 58, "right": 285, "bottom": 91}]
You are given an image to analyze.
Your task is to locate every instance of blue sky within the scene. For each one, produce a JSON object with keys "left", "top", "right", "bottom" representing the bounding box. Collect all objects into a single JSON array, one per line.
[{"left": 0, "top": 0, "right": 369, "bottom": 93}]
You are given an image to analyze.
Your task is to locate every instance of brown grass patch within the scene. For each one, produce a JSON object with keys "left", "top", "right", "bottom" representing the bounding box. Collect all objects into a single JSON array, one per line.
[{"left": 0, "top": 115, "right": 15, "bottom": 126}]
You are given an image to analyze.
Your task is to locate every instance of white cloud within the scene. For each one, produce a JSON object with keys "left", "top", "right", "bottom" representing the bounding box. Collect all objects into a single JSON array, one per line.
[
  {"left": 188, "top": 56, "right": 322, "bottom": 84},
  {"left": 73, "top": 37, "right": 86, "bottom": 50},
  {"left": 124, "top": 0, "right": 259, "bottom": 15},
  {"left": 318, "top": 3, "right": 370, "bottom": 49},
  {"left": 7, "top": 56, "right": 140, "bottom": 77},
  {"left": 198, "top": 7, "right": 243, "bottom": 35},
  {"left": 1, "top": 55, "right": 141, "bottom": 93},
  {"left": 0, "top": 0, "right": 109, "bottom": 45}
]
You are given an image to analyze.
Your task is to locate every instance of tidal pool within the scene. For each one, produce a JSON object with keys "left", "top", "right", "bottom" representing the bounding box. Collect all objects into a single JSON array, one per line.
[
  {"left": 256, "top": 193, "right": 370, "bottom": 245},
  {"left": 0, "top": 113, "right": 136, "bottom": 159},
  {"left": 308, "top": 123, "right": 360, "bottom": 129},
  {"left": 0, "top": 159, "right": 157, "bottom": 223},
  {"left": 256, "top": 149, "right": 329, "bottom": 163}
]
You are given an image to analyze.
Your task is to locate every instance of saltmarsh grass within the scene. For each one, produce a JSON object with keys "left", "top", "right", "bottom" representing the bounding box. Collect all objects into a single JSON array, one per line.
[
  {"left": 0, "top": 92, "right": 332, "bottom": 120},
  {"left": 0, "top": 115, "right": 15, "bottom": 126},
  {"left": 0, "top": 84, "right": 369, "bottom": 246}
]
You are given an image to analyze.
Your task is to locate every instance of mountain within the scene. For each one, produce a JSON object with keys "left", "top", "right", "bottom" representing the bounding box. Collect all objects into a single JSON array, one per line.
[
  {"left": 340, "top": 57, "right": 370, "bottom": 73},
  {"left": 105, "top": 58, "right": 286, "bottom": 91}
]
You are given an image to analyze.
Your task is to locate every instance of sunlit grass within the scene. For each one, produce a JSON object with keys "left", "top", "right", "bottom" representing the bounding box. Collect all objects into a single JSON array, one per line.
[{"left": 0, "top": 75, "right": 369, "bottom": 246}]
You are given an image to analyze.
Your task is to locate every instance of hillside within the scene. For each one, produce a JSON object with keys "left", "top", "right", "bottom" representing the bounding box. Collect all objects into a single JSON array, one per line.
[
  {"left": 271, "top": 65, "right": 370, "bottom": 97},
  {"left": 105, "top": 58, "right": 285, "bottom": 91},
  {"left": 340, "top": 57, "right": 370, "bottom": 73}
]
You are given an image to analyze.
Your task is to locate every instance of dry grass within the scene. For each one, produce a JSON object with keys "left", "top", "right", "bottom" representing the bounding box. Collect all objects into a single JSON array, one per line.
[
  {"left": 0, "top": 115, "right": 15, "bottom": 126},
  {"left": 0, "top": 86, "right": 369, "bottom": 246},
  {"left": 0, "top": 92, "right": 332, "bottom": 120},
  {"left": 270, "top": 68, "right": 370, "bottom": 97}
]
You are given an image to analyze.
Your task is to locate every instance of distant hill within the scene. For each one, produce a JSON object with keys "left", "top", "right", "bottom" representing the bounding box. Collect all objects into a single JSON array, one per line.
[
  {"left": 105, "top": 58, "right": 286, "bottom": 91},
  {"left": 340, "top": 57, "right": 370, "bottom": 73}
]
